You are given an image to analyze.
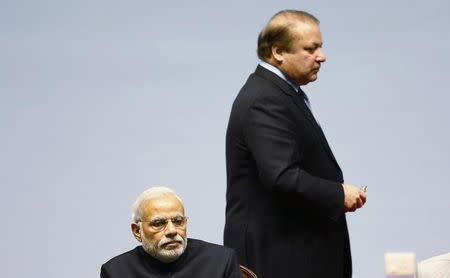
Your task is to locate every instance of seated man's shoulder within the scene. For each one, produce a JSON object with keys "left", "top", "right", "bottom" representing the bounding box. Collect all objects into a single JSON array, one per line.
[{"left": 102, "top": 246, "right": 141, "bottom": 266}]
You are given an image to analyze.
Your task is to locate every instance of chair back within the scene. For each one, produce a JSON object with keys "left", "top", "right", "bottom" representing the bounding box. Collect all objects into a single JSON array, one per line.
[{"left": 417, "top": 253, "right": 450, "bottom": 278}]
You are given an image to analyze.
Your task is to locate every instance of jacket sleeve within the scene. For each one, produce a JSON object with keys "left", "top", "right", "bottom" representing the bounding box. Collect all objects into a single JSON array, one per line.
[{"left": 243, "top": 95, "right": 344, "bottom": 221}]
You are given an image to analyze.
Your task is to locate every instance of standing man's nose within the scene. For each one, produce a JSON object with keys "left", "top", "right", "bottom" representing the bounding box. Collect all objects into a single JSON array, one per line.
[{"left": 317, "top": 48, "right": 326, "bottom": 62}]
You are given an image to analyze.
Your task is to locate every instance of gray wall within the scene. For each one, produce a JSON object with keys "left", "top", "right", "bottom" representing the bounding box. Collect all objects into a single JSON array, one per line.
[{"left": 1, "top": 1, "right": 449, "bottom": 277}]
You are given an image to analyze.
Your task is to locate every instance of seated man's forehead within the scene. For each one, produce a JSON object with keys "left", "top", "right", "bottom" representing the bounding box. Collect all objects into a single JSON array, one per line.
[
  {"left": 142, "top": 197, "right": 185, "bottom": 219},
  {"left": 151, "top": 196, "right": 183, "bottom": 209},
  {"left": 150, "top": 213, "right": 183, "bottom": 220}
]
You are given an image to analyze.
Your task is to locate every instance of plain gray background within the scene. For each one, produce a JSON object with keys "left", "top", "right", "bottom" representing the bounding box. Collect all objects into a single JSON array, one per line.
[{"left": 1, "top": 1, "right": 449, "bottom": 277}]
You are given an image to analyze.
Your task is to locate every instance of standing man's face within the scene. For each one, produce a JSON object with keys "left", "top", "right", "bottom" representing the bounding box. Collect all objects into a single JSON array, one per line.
[
  {"left": 132, "top": 195, "right": 187, "bottom": 262},
  {"left": 275, "top": 22, "right": 326, "bottom": 86}
]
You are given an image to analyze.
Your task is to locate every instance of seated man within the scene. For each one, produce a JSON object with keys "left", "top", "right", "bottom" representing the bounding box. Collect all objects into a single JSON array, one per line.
[{"left": 101, "top": 186, "right": 242, "bottom": 278}]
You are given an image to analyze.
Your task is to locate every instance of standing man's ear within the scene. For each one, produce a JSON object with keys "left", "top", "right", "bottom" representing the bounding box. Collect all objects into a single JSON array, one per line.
[
  {"left": 131, "top": 223, "right": 142, "bottom": 242},
  {"left": 271, "top": 45, "right": 285, "bottom": 64}
]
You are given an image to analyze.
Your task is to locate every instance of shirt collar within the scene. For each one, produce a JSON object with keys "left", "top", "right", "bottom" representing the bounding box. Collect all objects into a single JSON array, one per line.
[{"left": 259, "top": 61, "right": 300, "bottom": 93}]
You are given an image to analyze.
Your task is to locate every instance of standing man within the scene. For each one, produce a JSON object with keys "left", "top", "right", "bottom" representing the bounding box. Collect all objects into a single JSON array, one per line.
[{"left": 224, "top": 10, "right": 367, "bottom": 278}]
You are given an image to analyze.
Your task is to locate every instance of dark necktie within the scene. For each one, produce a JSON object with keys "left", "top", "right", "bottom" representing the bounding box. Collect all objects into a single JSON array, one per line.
[
  {"left": 298, "top": 88, "right": 320, "bottom": 126},
  {"left": 298, "top": 88, "right": 312, "bottom": 111}
]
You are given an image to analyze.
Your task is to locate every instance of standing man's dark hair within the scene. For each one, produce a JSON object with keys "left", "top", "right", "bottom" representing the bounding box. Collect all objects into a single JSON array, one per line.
[
  {"left": 257, "top": 10, "right": 319, "bottom": 61},
  {"left": 224, "top": 9, "right": 367, "bottom": 278}
]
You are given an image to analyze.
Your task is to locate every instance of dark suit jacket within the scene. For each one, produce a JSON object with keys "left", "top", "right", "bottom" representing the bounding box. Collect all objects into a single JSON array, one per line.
[
  {"left": 101, "top": 238, "right": 241, "bottom": 278},
  {"left": 224, "top": 65, "right": 351, "bottom": 278}
]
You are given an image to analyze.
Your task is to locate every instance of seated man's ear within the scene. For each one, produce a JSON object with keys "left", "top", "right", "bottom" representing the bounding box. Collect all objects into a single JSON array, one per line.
[{"left": 131, "top": 223, "right": 142, "bottom": 242}]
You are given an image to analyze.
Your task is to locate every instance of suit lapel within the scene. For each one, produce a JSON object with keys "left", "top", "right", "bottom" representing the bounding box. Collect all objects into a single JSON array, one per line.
[
  {"left": 254, "top": 65, "right": 341, "bottom": 171},
  {"left": 294, "top": 89, "right": 341, "bottom": 171}
]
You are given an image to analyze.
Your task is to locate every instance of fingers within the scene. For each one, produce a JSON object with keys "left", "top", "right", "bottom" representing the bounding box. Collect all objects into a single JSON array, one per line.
[
  {"left": 359, "top": 191, "right": 367, "bottom": 205},
  {"left": 356, "top": 197, "right": 363, "bottom": 208},
  {"left": 342, "top": 184, "right": 367, "bottom": 213},
  {"left": 345, "top": 197, "right": 363, "bottom": 213}
]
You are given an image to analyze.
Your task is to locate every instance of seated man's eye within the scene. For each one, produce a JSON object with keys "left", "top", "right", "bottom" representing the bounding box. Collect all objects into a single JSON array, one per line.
[
  {"left": 172, "top": 216, "right": 185, "bottom": 226},
  {"left": 172, "top": 220, "right": 182, "bottom": 225},
  {"left": 151, "top": 220, "right": 166, "bottom": 228}
]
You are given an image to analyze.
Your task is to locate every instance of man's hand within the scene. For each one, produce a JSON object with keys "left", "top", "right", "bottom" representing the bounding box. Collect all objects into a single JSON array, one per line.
[{"left": 342, "top": 184, "right": 367, "bottom": 213}]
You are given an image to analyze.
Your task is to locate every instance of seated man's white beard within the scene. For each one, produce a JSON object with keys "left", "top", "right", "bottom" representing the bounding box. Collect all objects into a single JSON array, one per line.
[{"left": 141, "top": 233, "right": 187, "bottom": 263}]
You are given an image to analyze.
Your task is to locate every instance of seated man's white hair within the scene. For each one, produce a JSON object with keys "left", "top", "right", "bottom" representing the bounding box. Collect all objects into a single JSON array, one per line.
[{"left": 131, "top": 186, "right": 183, "bottom": 223}]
